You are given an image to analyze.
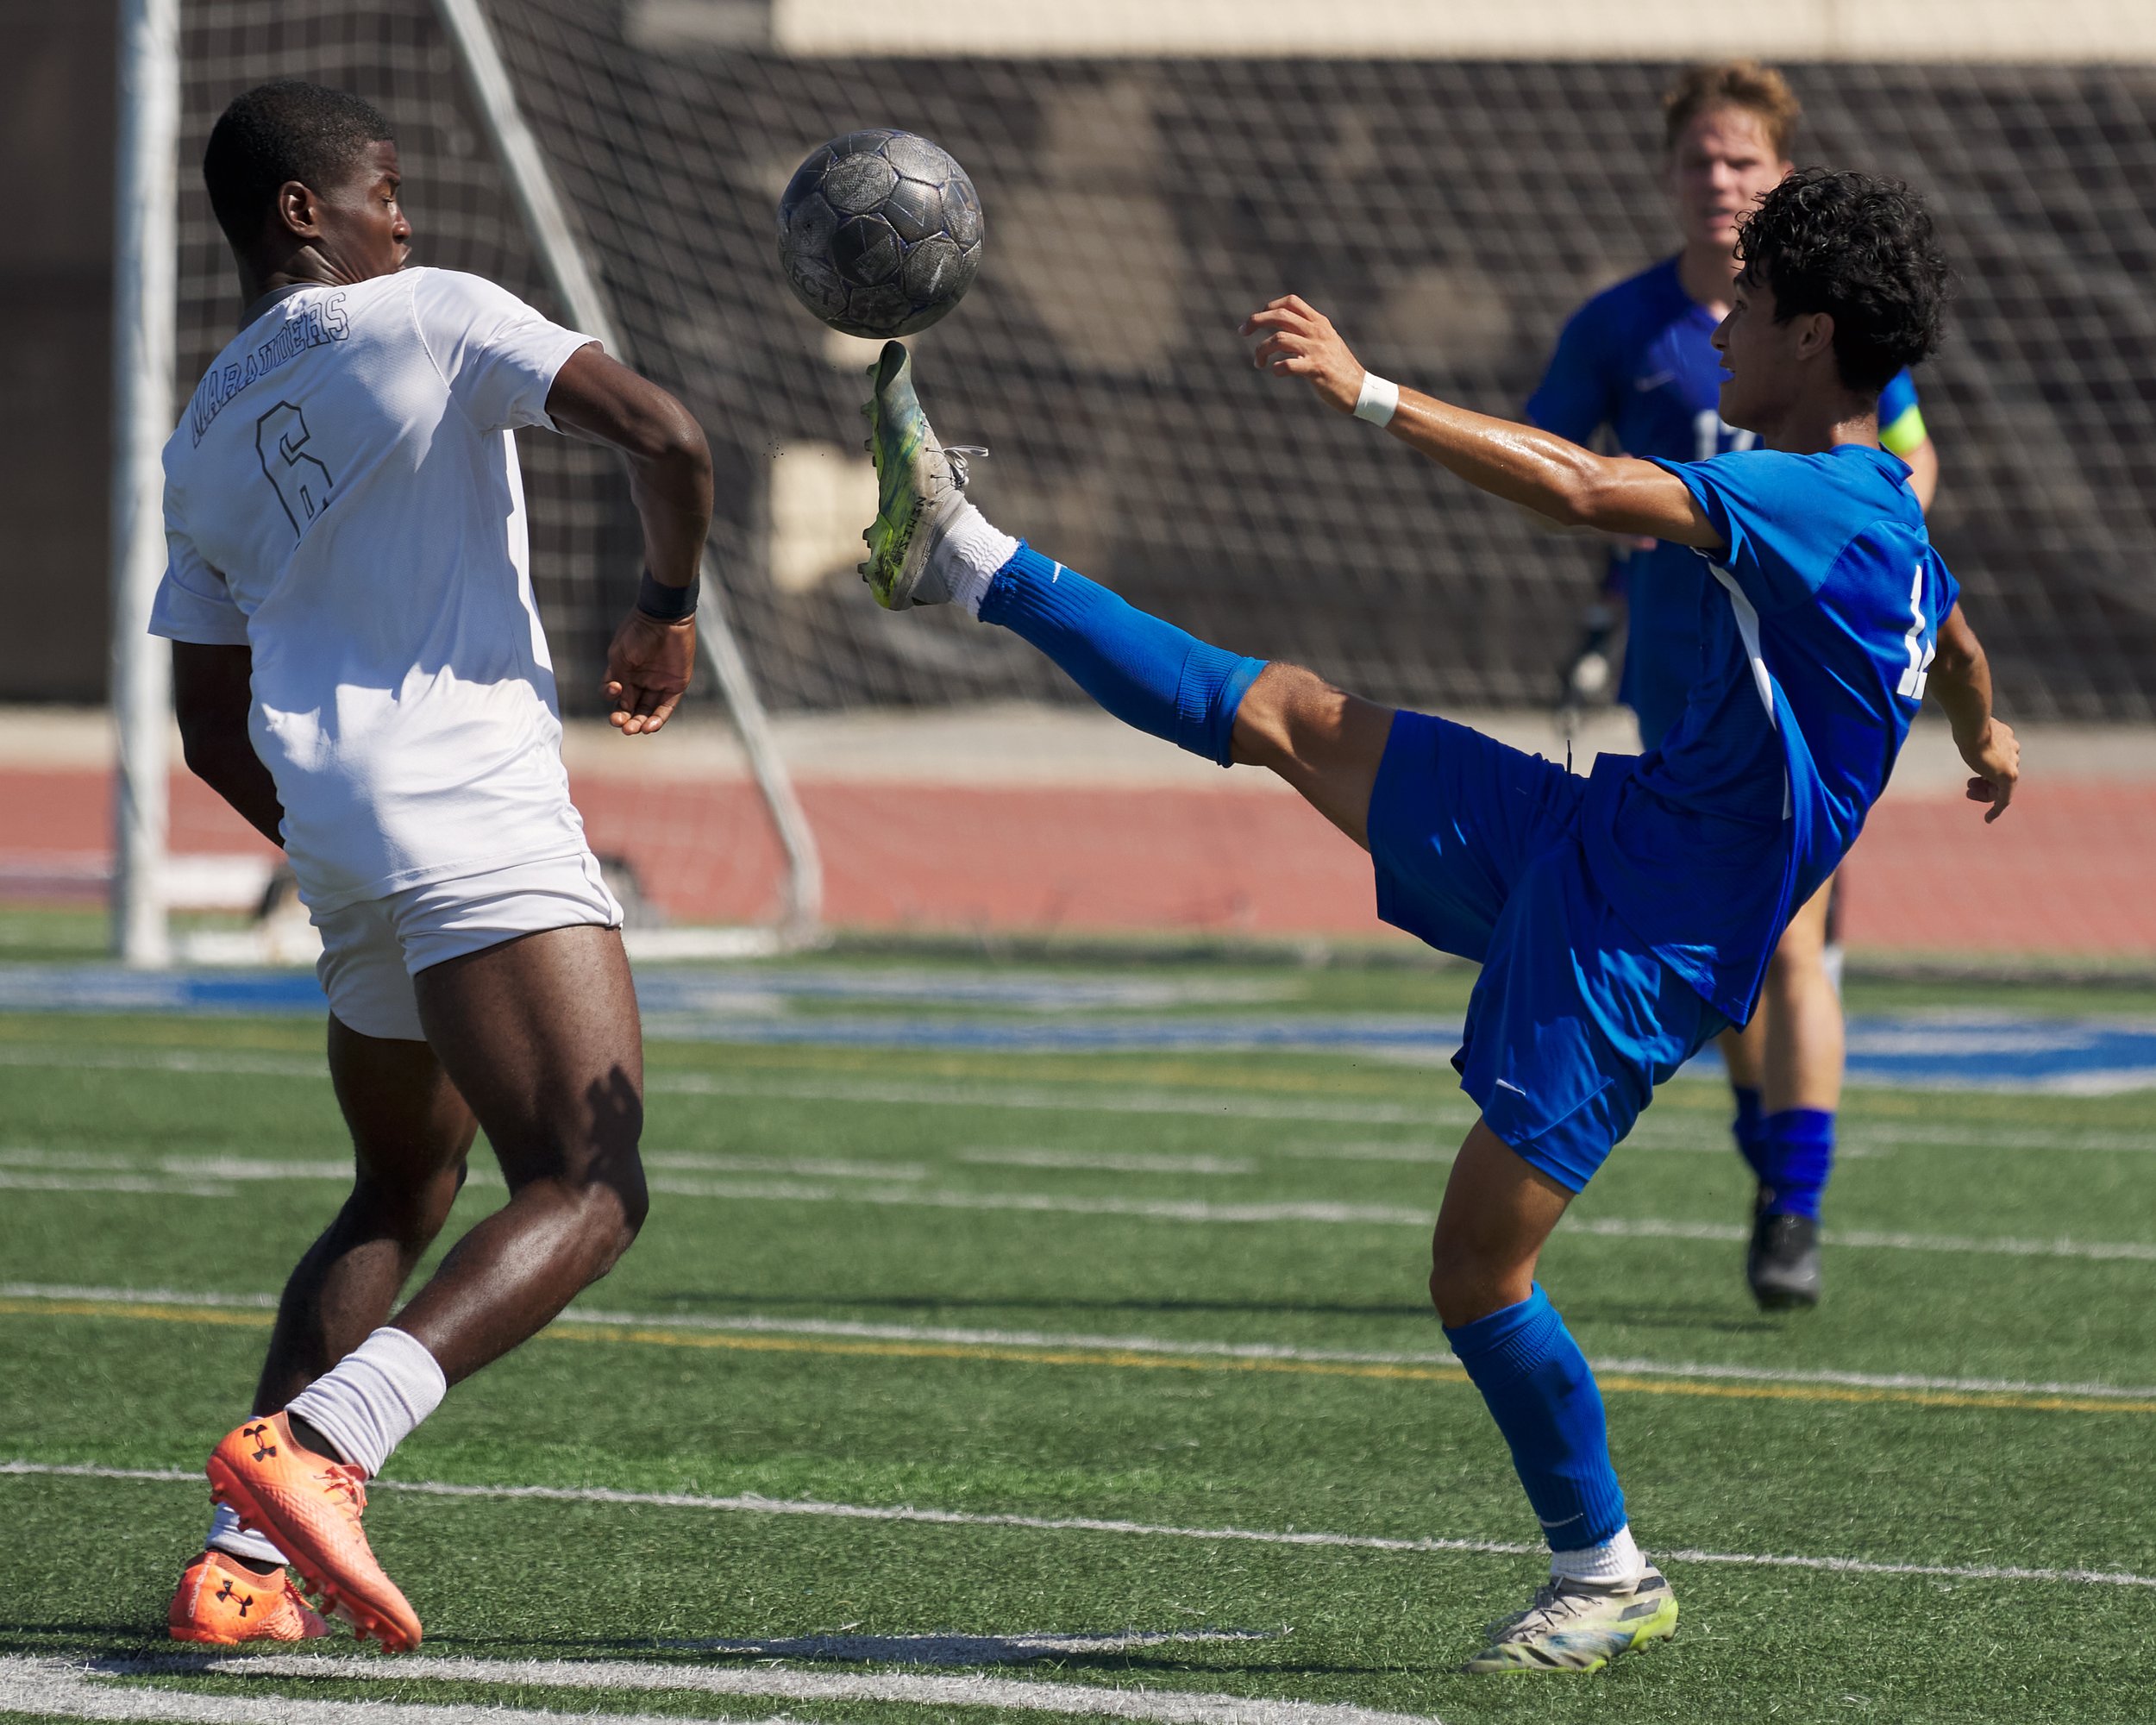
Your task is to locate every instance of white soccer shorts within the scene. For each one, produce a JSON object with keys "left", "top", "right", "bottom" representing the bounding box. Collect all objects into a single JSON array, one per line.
[{"left": 312, "top": 850, "right": 624, "bottom": 1042}]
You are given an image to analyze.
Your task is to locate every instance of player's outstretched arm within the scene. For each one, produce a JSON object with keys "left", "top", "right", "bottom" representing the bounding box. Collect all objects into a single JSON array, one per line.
[
  {"left": 546, "top": 346, "right": 715, "bottom": 736},
  {"left": 1240, "top": 296, "right": 1721, "bottom": 550},
  {"left": 172, "top": 643, "right": 285, "bottom": 847},
  {"left": 1927, "top": 607, "right": 2018, "bottom": 822}
]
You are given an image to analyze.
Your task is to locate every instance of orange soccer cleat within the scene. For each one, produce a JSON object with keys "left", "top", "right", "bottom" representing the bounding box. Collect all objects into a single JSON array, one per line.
[
  {"left": 205, "top": 1411, "right": 422, "bottom": 1652},
  {"left": 168, "top": 1550, "right": 331, "bottom": 1645}
]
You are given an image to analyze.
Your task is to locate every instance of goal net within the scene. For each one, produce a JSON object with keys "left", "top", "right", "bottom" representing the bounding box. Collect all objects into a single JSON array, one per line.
[{"left": 149, "top": 0, "right": 2156, "bottom": 965}]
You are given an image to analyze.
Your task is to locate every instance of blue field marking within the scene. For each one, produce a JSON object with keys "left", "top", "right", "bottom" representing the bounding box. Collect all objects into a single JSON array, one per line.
[{"left": 3, "top": 966, "right": 2155, "bottom": 1092}]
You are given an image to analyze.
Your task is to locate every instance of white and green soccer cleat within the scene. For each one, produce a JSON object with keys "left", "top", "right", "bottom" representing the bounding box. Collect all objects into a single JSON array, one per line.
[
  {"left": 857, "top": 340, "right": 976, "bottom": 610},
  {"left": 1462, "top": 1569, "right": 1677, "bottom": 1673}
]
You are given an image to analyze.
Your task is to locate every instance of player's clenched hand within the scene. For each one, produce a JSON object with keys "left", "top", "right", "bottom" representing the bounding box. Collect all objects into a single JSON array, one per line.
[
  {"left": 1239, "top": 296, "right": 1364, "bottom": 416},
  {"left": 605, "top": 610, "right": 696, "bottom": 736},
  {"left": 1959, "top": 717, "right": 2019, "bottom": 822}
]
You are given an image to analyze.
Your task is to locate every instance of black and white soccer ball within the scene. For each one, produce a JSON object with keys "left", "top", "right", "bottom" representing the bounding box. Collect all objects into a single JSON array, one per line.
[{"left": 776, "top": 129, "right": 983, "bottom": 339}]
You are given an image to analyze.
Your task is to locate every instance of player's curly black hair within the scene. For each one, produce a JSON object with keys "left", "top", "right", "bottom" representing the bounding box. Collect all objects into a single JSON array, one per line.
[
  {"left": 204, "top": 81, "right": 395, "bottom": 252},
  {"left": 1734, "top": 166, "right": 1949, "bottom": 395}
]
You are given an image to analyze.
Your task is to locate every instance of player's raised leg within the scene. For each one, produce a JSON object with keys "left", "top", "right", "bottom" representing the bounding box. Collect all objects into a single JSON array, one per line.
[
  {"left": 1719, "top": 878, "right": 1842, "bottom": 1308},
  {"left": 174, "top": 1023, "right": 471, "bottom": 1646},
  {"left": 860, "top": 342, "right": 1395, "bottom": 831}
]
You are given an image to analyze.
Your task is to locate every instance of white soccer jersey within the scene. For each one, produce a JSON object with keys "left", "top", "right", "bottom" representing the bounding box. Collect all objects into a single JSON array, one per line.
[{"left": 151, "top": 267, "right": 599, "bottom": 914}]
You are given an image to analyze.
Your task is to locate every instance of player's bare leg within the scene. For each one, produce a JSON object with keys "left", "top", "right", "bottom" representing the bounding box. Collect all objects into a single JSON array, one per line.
[
  {"left": 1718, "top": 879, "right": 1841, "bottom": 1307},
  {"left": 175, "top": 1021, "right": 473, "bottom": 1645},
  {"left": 1428, "top": 1120, "right": 1570, "bottom": 1327},
  {"left": 208, "top": 923, "right": 647, "bottom": 1649},
  {"left": 393, "top": 922, "right": 649, "bottom": 1380},
  {"left": 1227, "top": 665, "right": 1395, "bottom": 850},
  {"left": 255, "top": 1022, "right": 478, "bottom": 1413}
]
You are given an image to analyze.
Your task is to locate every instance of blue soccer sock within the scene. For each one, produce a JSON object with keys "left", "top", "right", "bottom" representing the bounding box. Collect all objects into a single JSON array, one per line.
[
  {"left": 1445, "top": 1284, "right": 1627, "bottom": 1555},
  {"left": 1756, "top": 1107, "right": 1835, "bottom": 1220},
  {"left": 978, "top": 544, "right": 1266, "bottom": 768},
  {"left": 1730, "top": 1084, "right": 1766, "bottom": 1181}
]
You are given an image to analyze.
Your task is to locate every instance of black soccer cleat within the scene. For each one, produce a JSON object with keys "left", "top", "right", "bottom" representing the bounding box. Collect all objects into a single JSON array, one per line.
[{"left": 1747, "top": 1201, "right": 1822, "bottom": 1310}]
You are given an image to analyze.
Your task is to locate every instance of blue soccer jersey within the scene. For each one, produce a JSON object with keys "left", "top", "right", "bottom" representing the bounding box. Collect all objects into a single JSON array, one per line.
[
  {"left": 1579, "top": 443, "right": 1956, "bottom": 1021},
  {"left": 1526, "top": 256, "right": 1924, "bottom": 750}
]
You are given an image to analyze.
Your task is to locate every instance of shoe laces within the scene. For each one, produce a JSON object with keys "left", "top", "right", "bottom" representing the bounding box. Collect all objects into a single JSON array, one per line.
[
  {"left": 1492, "top": 1578, "right": 1626, "bottom": 1643},
  {"left": 312, "top": 1458, "right": 368, "bottom": 1517},
  {"left": 1485, "top": 1579, "right": 1566, "bottom": 1640},
  {"left": 943, "top": 444, "right": 987, "bottom": 489}
]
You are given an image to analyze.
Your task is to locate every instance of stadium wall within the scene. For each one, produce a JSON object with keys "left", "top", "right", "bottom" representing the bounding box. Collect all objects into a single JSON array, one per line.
[{"left": 0, "top": 2, "right": 117, "bottom": 704}]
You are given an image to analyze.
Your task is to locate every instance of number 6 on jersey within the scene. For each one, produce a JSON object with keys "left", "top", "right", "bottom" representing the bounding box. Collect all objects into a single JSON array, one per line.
[{"left": 255, "top": 400, "right": 336, "bottom": 537}]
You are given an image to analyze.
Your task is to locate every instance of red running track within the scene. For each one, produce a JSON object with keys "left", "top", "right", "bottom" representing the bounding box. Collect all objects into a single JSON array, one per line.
[{"left": 3, "top": 767, "right": 2147, "bottom": 955}]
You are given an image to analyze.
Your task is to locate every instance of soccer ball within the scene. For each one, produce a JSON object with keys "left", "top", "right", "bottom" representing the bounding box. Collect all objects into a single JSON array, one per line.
[{"left": 776, "top": 129, "right": 983, "bottom": 340}]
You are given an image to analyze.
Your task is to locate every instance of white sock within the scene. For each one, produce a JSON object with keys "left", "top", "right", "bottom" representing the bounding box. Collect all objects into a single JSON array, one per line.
[
  {"left": 930, "top": 499, "right": 1018, "bottom": 618},
  {"left": 285, "top": 1326, "right": 447, "bottom": 1478},
  {"left": 205, "top": 1501, "right": 288, "bottom": 1569},
  {"left": 1550, "top": 1524, "right": 1646, "bottom": 1588}
]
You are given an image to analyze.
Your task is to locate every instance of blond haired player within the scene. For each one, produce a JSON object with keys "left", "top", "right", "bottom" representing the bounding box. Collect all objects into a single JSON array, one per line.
[{"left": 1529, "top": 62, "right": 1940, "bottom": 1307}]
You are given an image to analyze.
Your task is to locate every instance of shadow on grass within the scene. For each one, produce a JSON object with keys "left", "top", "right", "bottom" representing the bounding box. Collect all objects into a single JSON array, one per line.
[{"left": 393, "top": 1635, "right": 1417, "bottom": 1679}]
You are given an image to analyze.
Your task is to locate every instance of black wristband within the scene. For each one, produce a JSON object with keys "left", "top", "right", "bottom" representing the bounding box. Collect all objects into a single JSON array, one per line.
[{"left": 636, "top": 568, "right": 699, "bottom": 622}]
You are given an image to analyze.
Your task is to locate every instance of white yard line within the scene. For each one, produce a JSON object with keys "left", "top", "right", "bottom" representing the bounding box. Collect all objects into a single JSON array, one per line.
[
  {"left": 1569, "top": 1216, "right": 2156, "bottom": 1263},
  {"left": 651, "top": 1628, "right": 1276, "bottom": 1662},
  {"left": 640, "top": 1178, "right": 1436, "bottom": 1226},
  {"left": 643, "top": 1151, "right": 932, "bottom": 1180},
  {"left": 960, "top": 1150, "right": 1261, "bottom": 1176},
  {"left": 12, "top": 1282, "right": 2156, "bottom": 1402},
  {"left": 14, "top": 1138, "right": 2156, "bottom": 1256},
  {"left": 0, "top": 1172, "right": 235, "bottom": 1198},
  {"left": 0, "top": 1653, "right": 1434, "bottom": 1725},
  {"left": 0, "top": 1046, "right": 325, "bottom": 1079},
  {"left": 15, "top": 1038, "right": 2156, "bottom": 1130},
  {"left": 0, "top": 1284, "right": 279, "bottom": 1309},
  {"left": 650, "top": 1071, "right": 1463, "bottom": 1126},
  {"left": 6, "top": 1463, "right": 2153, "bottom": 1591},
  {"left": 0, "top": 1658, "right": 788, "bottom": 1725},
  {"left": 0, "top": 1043, "right": 1457, "bottom": 1124}
]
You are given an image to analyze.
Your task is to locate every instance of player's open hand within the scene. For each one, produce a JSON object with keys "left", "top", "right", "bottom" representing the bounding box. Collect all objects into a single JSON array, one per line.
[
  {"left": 605, "top": 609, "right": 696, "bottom": 736},
  {"left": 1239, "top": 296, "right": 1364, "bottom": 416},
  {"left": 1959, "top": 716, "right": 2019, "bottom": 821}
]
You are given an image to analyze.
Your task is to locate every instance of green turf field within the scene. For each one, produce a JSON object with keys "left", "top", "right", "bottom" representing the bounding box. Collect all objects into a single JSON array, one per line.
[{"left": 3, "top": 963, "right": 2154, "bottom": 1724}]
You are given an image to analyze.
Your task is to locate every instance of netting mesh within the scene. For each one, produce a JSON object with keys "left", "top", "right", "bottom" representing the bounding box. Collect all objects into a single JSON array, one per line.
[
  {"left": 166, "top": 3, "right": 2156, "bottom": 948},
  {"left": 179, "top": 3, "right": 2156, "bottom": 723},
  {"left": 505, "top": 11, "right": 2156, "bottom": 724}
]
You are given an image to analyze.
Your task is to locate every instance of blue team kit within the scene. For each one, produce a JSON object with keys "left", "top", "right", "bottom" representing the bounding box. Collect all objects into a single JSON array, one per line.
[
  {"left": 1526, "top": 254, "right": 1922, "bottom": 749},
  {"left": 1369, "top": 444, "right": 1952, "bottom": 1190}
]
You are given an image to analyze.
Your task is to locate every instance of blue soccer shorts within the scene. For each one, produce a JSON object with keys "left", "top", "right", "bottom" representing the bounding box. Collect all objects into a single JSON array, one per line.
[{"left": 1366, "top": 712, "right": 1727, "bottom": 1191}]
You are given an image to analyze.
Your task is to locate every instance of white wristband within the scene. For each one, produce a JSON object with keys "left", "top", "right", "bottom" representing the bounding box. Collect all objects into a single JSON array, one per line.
[{"left": 1352, "top": 371, "right": 1400, "bottom": 427}]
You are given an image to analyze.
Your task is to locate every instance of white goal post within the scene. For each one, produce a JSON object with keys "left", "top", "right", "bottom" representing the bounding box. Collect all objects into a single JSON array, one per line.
[
  {"left": 108, "top": 0, "right": 824, "bottom": 965},
  {"left": 109, "top": 0, "right": 179, "bottom": 968}
]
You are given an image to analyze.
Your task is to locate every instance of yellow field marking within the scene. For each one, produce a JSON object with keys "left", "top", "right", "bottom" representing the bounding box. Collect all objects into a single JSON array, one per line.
[{"left": 7, "top": 1296, "right": 2154, "bottom": 1418}]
